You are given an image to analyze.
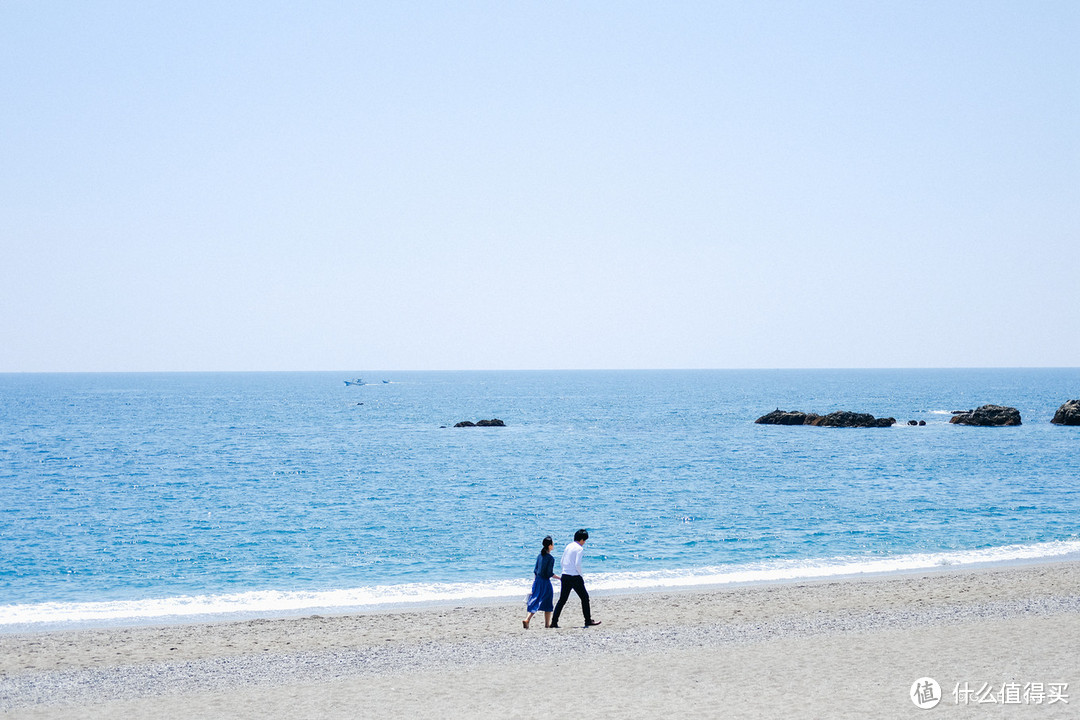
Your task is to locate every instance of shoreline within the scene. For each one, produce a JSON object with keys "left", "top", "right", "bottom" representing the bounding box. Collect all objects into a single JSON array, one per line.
[
  {"left": 3, "top": 560, "right": 1078, "bottom": 717},
  {"left": 6, "top": 544, "right": 1080, "bottom": 635}
]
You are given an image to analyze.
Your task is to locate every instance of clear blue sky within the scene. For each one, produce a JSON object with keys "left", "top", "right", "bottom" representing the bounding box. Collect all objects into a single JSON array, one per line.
[{"left": 2, "top": 2, "right": 1077, "bottom": 372}]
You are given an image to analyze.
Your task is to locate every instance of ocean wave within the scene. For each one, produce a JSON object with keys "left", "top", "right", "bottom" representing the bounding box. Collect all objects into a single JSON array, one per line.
[
  {"left": 588, "top": 539, "right": 1080, "bottom": 590},
  {"left": 0, "top": 580, "right": 532, "bottom": 631},
  {"left": 3, "top": 539, "right": 1079, "bottom": 631}
]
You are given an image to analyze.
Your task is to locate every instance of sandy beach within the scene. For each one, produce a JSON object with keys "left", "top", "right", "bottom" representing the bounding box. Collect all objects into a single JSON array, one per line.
[{"left": 2, "top": 561, "right": 1078, "bottom": 718}]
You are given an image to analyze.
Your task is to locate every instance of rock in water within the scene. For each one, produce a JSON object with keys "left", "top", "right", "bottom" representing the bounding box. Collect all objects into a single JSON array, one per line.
[
  {"left": 755, "top": 409, "right": 894, "bottom": 427},
  {"left": 807, "top": 411, "right": 896, "bottom": 428},
  {"left": 1051, "top": 399, "right": 1080, "bottom": 426},
  {"left": 949, "top": 405, "right": 1022, "bottom": 426},
  {"left": 754, "top": 409, "right": 813, "bottom": 425}
]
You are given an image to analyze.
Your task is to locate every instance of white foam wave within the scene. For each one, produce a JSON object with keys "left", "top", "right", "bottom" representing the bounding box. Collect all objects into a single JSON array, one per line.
[
  {"left": 0, "top": 580, "right": 533, "bottom": 630},
  {"left": 3, "top": 540, "right": 1078, "bottom": 630},
  {"left": 588, "top": 539, "right": 1080, "bottom": 591}
]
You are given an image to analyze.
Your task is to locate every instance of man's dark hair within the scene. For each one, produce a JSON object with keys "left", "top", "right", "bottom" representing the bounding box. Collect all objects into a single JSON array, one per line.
[{"left": 574, "top": 529, "right": 589, "bottom": 542}]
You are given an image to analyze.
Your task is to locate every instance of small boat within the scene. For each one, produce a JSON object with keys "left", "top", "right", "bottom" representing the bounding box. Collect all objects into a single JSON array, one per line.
[{"left": 344, "top": 378, "right": 365, "bottom": 386}]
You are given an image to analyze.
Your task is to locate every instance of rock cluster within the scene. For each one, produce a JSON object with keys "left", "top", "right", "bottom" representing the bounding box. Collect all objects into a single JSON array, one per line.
[
  {"left": 1051, "top": 400, "right": 1080, "bottom": 426},
  {"left": 949, "top": 405, "right": 1022, "bottom": 427},
  {"left": 757, "top": 399, "right": 1079, "bottom": 428},
  {"left": 454, "top": 418, "right": 506, "bottom": 428},
  {"left": 754, "top": 410, "right": 896, "bottom": 428}
]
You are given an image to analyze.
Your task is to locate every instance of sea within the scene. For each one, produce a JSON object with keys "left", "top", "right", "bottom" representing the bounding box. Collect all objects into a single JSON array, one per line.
[{"left": 1, "top": 369, "right": 1078, "bottom": 633}]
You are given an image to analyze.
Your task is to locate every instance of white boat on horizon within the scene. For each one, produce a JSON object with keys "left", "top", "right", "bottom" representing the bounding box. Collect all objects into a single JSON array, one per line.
[{"left": 344, "top": 378, "right": 365, "bottom": 386}]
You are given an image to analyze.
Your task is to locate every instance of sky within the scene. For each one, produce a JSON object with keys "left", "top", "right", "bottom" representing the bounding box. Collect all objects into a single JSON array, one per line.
[{"left": 2, "top": 1, "right": 1077, "bottom": 372}]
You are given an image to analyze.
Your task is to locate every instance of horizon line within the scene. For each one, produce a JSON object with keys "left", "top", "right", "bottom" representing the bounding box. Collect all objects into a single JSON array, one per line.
[{"left": 3, "top": 366, "right": 1079, "bottom": 375}]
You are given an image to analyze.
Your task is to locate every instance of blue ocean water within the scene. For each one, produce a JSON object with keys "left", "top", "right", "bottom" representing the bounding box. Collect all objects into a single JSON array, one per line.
[{"left": 1, "top": 369, "right": 1078, "bottom": 629}]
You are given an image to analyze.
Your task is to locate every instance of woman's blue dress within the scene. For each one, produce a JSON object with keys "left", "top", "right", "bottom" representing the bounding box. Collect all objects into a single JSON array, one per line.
[{"left": 526, "top": 552, "right": 555, "bottom": 612}]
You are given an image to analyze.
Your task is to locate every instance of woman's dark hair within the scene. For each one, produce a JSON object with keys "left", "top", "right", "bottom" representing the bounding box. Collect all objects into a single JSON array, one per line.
[
  {"left": 574, "top": 528, "right": 589, "bottom": 542},
  {"left": 541, "top": 536, "right": 554, "bottom": 554}
]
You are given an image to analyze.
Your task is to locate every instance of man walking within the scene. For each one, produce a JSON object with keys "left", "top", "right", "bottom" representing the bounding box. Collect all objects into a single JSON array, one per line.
[{"left": 551, "top": 529, "right": 601, "bottom": 629}]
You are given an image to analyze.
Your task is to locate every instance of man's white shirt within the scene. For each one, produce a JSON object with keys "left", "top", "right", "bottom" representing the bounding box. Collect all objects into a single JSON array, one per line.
[{"left": 560, "top": 541, "right": 583, "bottom": 576}]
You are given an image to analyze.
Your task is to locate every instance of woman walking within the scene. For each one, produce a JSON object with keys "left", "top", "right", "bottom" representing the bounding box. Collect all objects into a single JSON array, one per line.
[{"left": 523, "top": 536, "right": 560, "bottom": 628}]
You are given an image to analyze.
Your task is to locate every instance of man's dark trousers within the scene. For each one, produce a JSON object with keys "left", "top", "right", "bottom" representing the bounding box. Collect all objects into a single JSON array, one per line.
[{"left": 552, "top": 574, "right": 591, "bottom": 626}]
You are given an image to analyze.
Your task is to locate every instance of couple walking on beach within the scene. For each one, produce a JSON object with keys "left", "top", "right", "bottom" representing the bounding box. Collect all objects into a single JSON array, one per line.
[{"left": 523, "top": 529, "right": 601, "bottom": 629}]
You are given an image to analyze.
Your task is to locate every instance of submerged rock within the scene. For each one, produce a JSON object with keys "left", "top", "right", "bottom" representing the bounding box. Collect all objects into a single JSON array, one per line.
[
  {"left": 949, "top": 405, "right": 1022, "bottom": 426},
  {"left": 1051, "top": 399, "right": 1080, "bottom": 426}
]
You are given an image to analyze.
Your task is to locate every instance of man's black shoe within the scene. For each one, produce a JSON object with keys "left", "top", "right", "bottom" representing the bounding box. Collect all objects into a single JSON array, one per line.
[
  {"left": 584, "top": 620, "right": 602, "bottom": 627},
  {"left": 549, "top": 623, "right": 559, "bottom": 629}
]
